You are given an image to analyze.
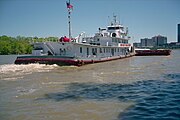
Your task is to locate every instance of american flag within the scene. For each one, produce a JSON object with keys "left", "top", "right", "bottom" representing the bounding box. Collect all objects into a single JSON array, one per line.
[{"left": 66, "top": 1, "right": 73, "bottom": 9}]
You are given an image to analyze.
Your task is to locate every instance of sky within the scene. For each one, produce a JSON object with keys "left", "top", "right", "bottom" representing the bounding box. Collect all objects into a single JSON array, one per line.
[{"left": 0, "top": 0, "right": 180, "bottom": 43}]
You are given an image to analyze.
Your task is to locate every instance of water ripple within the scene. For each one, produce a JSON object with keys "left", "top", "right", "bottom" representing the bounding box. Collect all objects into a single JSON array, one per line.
[{"left": 38, "top": 73, "right": 180, "bottom": 120}]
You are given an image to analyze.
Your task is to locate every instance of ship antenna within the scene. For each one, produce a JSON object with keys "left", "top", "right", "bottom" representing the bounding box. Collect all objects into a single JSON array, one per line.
[
  {"left": 113, "top": 14, "right": 117, "bottom": 25},
  {"left": 108, "top": 16, "right": 110, "bottom": 26}
]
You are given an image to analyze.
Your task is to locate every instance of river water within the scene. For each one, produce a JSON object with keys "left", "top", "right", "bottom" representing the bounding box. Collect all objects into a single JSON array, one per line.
[{"left": 0, "top": 50, "right": 180, "bottom": 120}]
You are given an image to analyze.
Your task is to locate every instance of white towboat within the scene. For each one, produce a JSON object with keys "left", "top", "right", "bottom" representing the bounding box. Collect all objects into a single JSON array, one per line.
[{"left": 15, "top": 2, "right": 134, "bottom": 66}]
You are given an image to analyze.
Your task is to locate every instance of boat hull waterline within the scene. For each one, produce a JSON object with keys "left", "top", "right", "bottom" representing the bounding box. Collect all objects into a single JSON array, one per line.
[{"left": 15, "top": 54, "right": 134, "bottom": 66}]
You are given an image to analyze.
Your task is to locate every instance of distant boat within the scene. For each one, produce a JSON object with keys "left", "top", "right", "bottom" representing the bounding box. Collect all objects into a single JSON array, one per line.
[{"left": 15, "top": 3, "right": 134, "bottom": 66}]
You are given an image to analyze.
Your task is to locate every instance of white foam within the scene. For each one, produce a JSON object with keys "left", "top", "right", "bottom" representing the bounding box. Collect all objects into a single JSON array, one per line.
[
  {"left": 0, "top": 63, "right": 58, "bottom": 73},
  {"left": 0, "top": 63, "right": 58, "bottom": 80}
]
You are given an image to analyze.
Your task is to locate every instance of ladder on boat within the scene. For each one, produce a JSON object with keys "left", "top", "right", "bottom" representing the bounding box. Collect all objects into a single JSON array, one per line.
[{"left": 45, "top": 42, "right": 55, "bottom": 55}]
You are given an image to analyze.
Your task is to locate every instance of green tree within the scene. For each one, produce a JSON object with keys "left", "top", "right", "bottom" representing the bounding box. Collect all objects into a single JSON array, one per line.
[{"left": 0, "top": 35, "right": 33, "bottom": 55}]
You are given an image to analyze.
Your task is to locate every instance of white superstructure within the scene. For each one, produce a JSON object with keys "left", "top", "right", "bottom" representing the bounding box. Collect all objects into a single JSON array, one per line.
[{"left": 32, "top": 15, "right": 133, "bottom": 61}]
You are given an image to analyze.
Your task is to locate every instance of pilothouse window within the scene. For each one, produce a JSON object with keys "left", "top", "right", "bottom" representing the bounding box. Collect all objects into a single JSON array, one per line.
[{"left": 108, "top": 27, "right": 120, "bottom": 30}]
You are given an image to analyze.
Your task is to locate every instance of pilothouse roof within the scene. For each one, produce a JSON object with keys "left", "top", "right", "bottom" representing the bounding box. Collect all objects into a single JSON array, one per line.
[{"left": 107, "top": 15, "right": 124, "bottom": 29}]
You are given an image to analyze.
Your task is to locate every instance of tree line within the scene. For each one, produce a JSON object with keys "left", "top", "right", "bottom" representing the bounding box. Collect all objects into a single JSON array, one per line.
[{"left": 0, "top": 35, "right": 58, "bottom": 55}]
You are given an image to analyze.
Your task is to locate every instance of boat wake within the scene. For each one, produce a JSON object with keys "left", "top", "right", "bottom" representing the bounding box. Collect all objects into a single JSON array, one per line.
[{"left": 0, "top": 64, "right": 58, "bottom": 81}]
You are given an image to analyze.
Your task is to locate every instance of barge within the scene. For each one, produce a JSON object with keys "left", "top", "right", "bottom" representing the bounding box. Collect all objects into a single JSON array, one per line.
[{"left": 135, "top": 49, "right": 171, "bottom": 56}]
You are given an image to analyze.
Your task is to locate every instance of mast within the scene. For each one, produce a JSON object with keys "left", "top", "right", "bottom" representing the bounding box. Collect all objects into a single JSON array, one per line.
[
  {"left": 113, "top": 15, "right": 116, "bottom": 25},
  {"left": 66, "top": 0, "right": 73, "bottom": 39},
  {"left": 68, "top": 0, "right": 71, "bottom": 39}
]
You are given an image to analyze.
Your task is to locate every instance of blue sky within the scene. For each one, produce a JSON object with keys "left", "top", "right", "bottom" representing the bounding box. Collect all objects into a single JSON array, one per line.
[{"left": 0, "top": 0, "right": 180, "bottom": 43}]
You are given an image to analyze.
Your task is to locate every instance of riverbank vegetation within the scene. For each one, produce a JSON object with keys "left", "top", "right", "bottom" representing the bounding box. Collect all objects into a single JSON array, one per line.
[{"left": 0, "top": 35, "right": 58, "bottom": 55}]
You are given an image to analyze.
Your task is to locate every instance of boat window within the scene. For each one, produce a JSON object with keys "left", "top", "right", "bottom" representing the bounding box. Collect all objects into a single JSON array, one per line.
[
  {"left": 59, "top": 48, "right": 62, "bottom": 55},
  {"left": 87, "top": 48, "right": 89, "bottom": 56},
  {"left": 80, "top": 47, "right": 82, "bottom": 53},
  {"left": 108, "top": 27, "right": 120, "bottom": 30},
  {"left": 122, "top": 40, "right": 128, "bottom": 43},
  {"left": 108, "top": 27, "right": 114, "bottom": 30},
  {"left": 99, "top": 48, "right": 102, "bottom": 53},
  {"left": 34, "top": 47, "right": 43, "bottom": 50},
  {"left": 112, "top": 38, "right": 115, "bottom": 42},
  {"left": 92, "top": 48, "right": 97, "bottom": 55}
]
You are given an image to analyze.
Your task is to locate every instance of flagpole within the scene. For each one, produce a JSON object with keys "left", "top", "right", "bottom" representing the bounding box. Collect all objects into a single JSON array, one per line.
[{"left": 68, "top": 0, "right": 71, "bottom": 40}]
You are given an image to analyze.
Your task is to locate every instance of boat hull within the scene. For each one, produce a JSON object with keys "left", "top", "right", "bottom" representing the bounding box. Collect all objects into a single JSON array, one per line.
[{"left": 14, "top": 54, "right": 134, "bottom": 66}]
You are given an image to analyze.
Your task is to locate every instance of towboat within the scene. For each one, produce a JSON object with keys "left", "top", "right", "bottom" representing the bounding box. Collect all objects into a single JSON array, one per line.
[{"left": 15, "top": 2, "right": 134, "bottom": 66}]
